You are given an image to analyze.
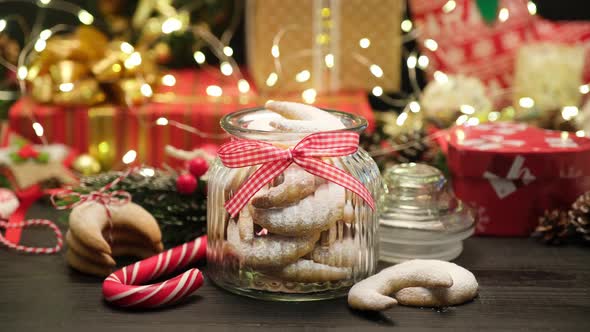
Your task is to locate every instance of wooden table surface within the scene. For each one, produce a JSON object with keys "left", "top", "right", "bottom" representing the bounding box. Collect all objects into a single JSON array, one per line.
[{"left": 1, "top": 204, "right": 589, "bottom": 332}]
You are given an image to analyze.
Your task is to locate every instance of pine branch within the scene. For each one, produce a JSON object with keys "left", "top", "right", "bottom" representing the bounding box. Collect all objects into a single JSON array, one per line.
[{"left": 77, "top": 169, "right": 207, "bottom": 247}]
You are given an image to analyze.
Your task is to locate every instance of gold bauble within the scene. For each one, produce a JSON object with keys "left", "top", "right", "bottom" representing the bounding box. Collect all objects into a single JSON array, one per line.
[{"left": 73, "top": 154, "right": 102, "bottom": 175}]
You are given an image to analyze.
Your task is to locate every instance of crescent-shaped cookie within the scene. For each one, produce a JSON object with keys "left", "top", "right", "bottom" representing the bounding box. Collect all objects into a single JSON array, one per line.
[
  {"left": 250, "top": 183, "right": 345, "bottom": 236},
  {"left": 311, "top": 237, "right": 356, "bottom": 268},
  {"left": 65, "top": 249, "right": 113, "bottom": 277},
  {"left": 265, "top": 101, "right": 340, "bottom": 122},
  {"left": 225, "top": 218, "right": 319, "bottom": 269},
  {"left": 348, "top": 261, "right": 454, "bottom": 311},
  {"left": 269, "top": 118, "right": 345, "bottom": 132},
  {"left": 278, "top": 259, "right": 351, "bottom": 282},
  {"left": 265, "top": 100, "right": 345, "bottom": 132},
  {"left": 66, "top": 243, "right": 162, "bottom": 277},
  {"left": 343, "top": 202, "right": 355, "bottom": 223},
  {"left": 66, "top": 230, "right": 116, "bottom": 267},
  {"left": 251, "top": 165, "right": 324, "bottom": 209},
  {"left": 394, "top": 260, "right": 479, "bottom": 307},
  {"left": 68, "top": 202, "right": 162, "bottom": 254},
  {"left": 238, "top": 207, "right": 254, "bottom": 242},
  {"left": 247, "top": 117, "right": 276, "bottom": 131},
  {"left": 103, "top": 228, "right": 164, "bottom": 252}
]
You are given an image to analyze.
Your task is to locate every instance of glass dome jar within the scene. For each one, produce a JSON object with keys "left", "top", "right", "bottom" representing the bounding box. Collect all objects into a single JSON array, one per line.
[
  {"left": 207, "top": 107, "right": 381, "bottom": 301},
  {"left": 379, "top": 163, "right": 476, "bottom": 263}
]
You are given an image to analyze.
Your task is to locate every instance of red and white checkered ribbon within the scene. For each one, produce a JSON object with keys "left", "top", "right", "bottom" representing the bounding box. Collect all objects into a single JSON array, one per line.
[
  {"left": 218, "top": 131, "right": 375, "bottom": 217},
  {"left": 0, "top": 219, "right": 63, "bottom": 254}
]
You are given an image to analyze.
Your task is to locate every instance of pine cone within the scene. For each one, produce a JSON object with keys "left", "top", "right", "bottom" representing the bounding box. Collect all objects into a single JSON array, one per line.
[
  {"left": 360, "top": 126, "right": 435, "bottom": 170},
  {"left": 360, "top": 132, "right": 427, "bottom": 170},
  {"left": 532, "top": 209, "right": 571, "bottom": 245},
  {"left": 569, "top": 192, "right": 590, "bottom": 242},
  {"left": 390, "top": 129, "right": 432, "bottom": 164}
]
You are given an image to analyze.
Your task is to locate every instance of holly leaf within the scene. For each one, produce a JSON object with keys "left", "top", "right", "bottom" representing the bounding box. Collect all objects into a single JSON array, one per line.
[
  {"left": 36, "top": 152, "right": 49, "bottom": 164},
  {"left": 9, "top": 151, "right": 24, "bottom": 163},
  {"left": 13, "top": 137, "right": 27, "bottom": 149}
]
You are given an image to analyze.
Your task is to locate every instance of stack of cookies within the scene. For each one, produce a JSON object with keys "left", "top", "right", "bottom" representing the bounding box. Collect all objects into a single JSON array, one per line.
[
  {"left": 222, "top": 102, "right": 361, "bottom": 287},
  {"left": 65, "top": 201, "right": 163, "bottom": 277}
]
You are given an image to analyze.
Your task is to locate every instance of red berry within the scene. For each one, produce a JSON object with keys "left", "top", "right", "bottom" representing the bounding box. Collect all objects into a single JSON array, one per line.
[
  {"left": 187, "top": 157, "right": 209, "bottom": 178},
  {"left": 176, "top": 173, "right": 198, "bottom": 194},
  {"left": 18, "top": 144, "right": 40, "bottom": 159}
]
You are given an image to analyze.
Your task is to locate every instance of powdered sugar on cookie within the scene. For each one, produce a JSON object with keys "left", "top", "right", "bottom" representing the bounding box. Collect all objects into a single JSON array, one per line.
[
  {"left": 265, "top": 100, "right": 345, "bottom": 131},
  {"left": 395, "top": 260, "right": 478, "bottom": 307},
  {"left": 279, "top": 259, "right": 351, "bottom": 282},
  {"left": 250, "top": 182, "right": 345, "bottom": 236},
  {"left": 348, "top": 260, "right": 454, "bottom": 311}
]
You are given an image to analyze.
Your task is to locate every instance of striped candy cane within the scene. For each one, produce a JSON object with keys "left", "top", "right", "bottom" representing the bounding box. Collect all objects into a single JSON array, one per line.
[
  {"left": 0, "top": 219, "right": 63, "bottom": 254},
  {"left": 102, "top": 235, "right": 207, "bottom": 308}
]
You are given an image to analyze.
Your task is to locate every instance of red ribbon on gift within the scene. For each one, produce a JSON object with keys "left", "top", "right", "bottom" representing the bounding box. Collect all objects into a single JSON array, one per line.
[{"left": 218, "top": 131, "right": 375, "bottom": 217}]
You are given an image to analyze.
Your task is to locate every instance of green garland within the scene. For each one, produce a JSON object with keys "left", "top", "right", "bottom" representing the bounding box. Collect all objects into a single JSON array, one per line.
[{"left": 77, "top": 169, "right": 207, "bottom": 248}]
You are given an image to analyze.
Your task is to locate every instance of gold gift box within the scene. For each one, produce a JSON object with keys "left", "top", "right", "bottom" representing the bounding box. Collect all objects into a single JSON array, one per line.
[{"left": 246, "top": 0, "right": 402, "bottom": 94}]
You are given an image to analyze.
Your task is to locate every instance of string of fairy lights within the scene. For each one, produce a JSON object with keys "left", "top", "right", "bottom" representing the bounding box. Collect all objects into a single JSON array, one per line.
[
  {"left": 0, "top": 0, "right": 588, "bottom": 167},
  {"left": 0, "top": 0, "right": 246, "bottom": 165}
]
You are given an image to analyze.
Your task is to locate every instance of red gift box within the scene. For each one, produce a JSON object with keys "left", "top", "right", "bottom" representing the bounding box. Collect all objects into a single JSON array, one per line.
[
  {"left": 447, "top": 122, "right": 590, "bottom": 236},
  {"left": 9, "top": 68, "right": 374, "bottom": 169},
  {"left": 409, "top": 0, "right": 590, "bottom": 97}
]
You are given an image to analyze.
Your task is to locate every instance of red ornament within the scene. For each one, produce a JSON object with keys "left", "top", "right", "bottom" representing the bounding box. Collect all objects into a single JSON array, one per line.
[
  {"left": 187, "top": 157, "right": 209, "bottom": 178},
  {"left": 18, "top": 144, "right": 40, "bottom": 159},
  {"left": 176, "top": 173, "right": 198, "bottom": 194}
]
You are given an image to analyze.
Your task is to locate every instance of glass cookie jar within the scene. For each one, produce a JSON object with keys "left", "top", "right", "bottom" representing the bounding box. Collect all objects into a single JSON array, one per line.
[{"left": 207, "top": 107, "right": 381, "bottom": 301}]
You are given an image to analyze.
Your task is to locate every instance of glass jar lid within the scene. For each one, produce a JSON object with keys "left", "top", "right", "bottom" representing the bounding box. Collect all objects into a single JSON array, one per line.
[
  {"left": 380, "top": 163, "right": 475, "bottom": 233},
  {"left": 379, "top": 163, "right": 476, "bottom": 262}
]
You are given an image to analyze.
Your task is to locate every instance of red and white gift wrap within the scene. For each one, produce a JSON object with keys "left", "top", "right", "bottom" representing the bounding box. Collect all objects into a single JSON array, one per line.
[
  {"left": 9, "top": 68, "right": 375, "bottom": 169},
  {"left": 9, "top": 69, "right": 257, "bottom": 169},
  {"left": 103, "top": 235, "right": 207, "bottom": 309},
  {"left": 409, "top": 0, "right": 590, "bottom": 97},
  {"left": 448, "top": 122, "right": 590, "bottom": 236}
]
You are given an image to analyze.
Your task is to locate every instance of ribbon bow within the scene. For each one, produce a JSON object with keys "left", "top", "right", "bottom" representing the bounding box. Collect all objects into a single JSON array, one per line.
[
  {"left": 218, "top": 131, "right": 375, "bottom": 217},
  {"left": 51, "top": 168, "right": 135, "bottom": 218}
]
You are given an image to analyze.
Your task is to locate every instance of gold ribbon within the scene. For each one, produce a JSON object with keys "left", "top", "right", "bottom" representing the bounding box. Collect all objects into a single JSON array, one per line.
[{"left": 26, "top": 26, "right": 159, "bottom": 107}]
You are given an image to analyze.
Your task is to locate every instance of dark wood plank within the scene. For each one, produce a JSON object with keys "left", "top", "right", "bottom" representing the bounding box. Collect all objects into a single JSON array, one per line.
[{"left": 1, "top": 204, "right": 589, "bottom": 331}]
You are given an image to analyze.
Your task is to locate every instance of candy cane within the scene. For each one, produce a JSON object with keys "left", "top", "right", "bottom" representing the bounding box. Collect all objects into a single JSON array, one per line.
[
  {"left": 0, "top": 219, "right": 63, "bottom": 254},
  {"left": 102, "top": 235, "right": 207, "bottom": 308}
]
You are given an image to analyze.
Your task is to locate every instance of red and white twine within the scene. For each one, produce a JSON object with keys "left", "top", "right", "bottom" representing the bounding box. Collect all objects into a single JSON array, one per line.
[
  {"left": 51, "top": 167, "right": 136, "bottom": 214},
  {"left": 218, "top": 131, "right": 375, "bottom": 217},
  {"left": 51, "top": 167, "right": 137, "bottom": 243},
  {"left": 0, "top": 219, "right": 63, "bottom": 254}
]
